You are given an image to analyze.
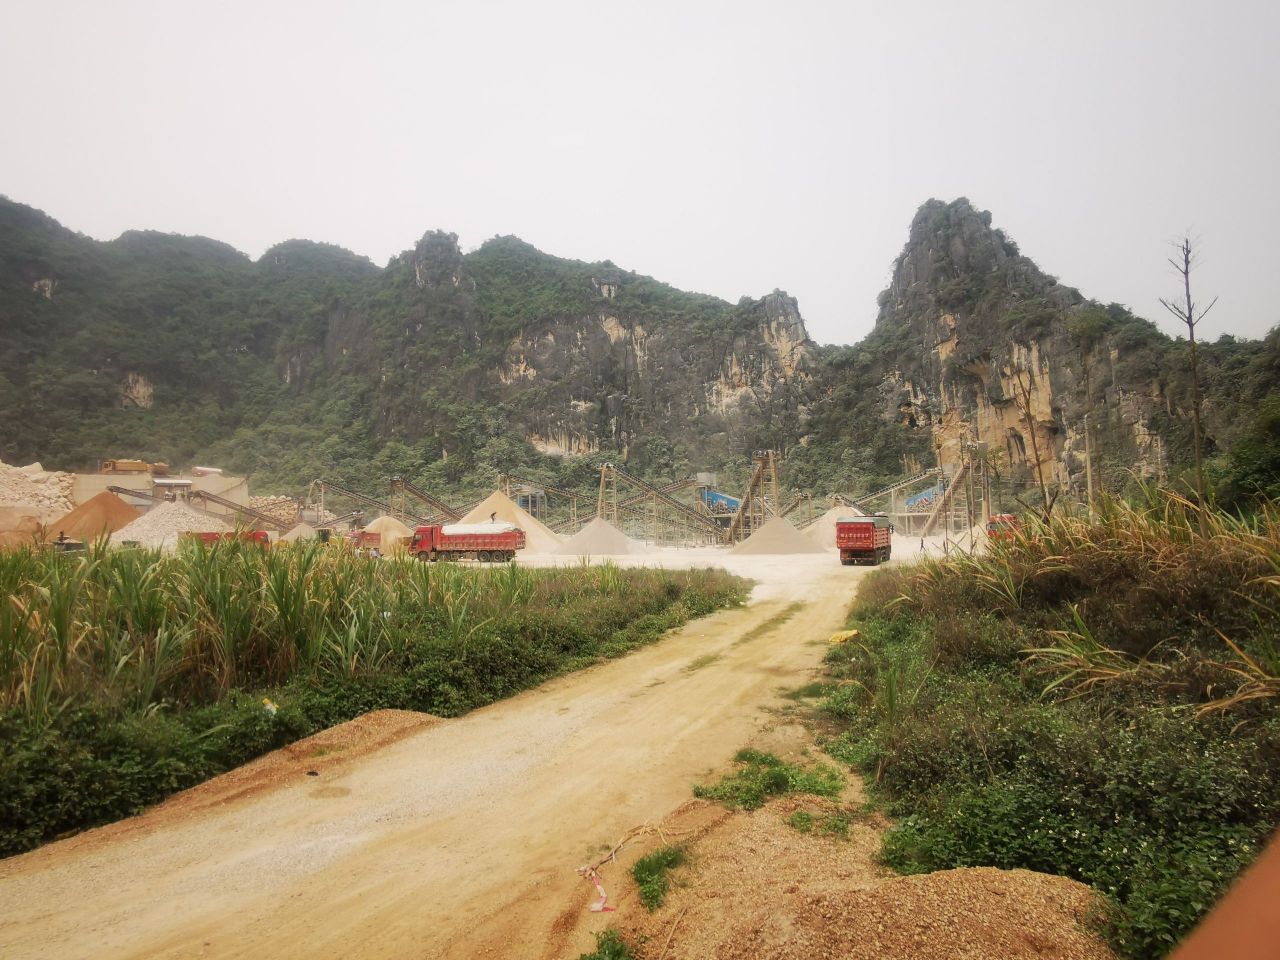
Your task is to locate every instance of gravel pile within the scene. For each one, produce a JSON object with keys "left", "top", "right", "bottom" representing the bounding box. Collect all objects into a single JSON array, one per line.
[
  {"left": 249, "top": 495, "right": 302, "bottom": 526},
  {"left": 0, "top": 460, "right": 75, "bottom": 522},
  {"left": 111, "top": 501, "right": 233, "bottom": 550}
]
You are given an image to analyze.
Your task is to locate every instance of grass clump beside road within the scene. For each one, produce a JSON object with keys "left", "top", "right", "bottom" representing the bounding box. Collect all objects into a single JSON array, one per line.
[
  {"left": 632, "top": 845, "right": 686, "bottom": 910},
  {"left": 820, "top": 492, "right": 1280, "bottom": 959},
  {"left": 0, "top": 541, "right": 745, "bottom": 857},
  {"left": 577, "top": 929, "right": 635, "bottom": 960},
  {"left": 694, "top": 747, "right": 843, "bottom": 810}
]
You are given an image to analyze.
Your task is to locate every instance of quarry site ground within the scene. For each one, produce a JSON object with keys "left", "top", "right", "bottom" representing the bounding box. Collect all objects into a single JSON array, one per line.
[{"left": 0, "top": 544, "right": 1111, "bottom": 960}]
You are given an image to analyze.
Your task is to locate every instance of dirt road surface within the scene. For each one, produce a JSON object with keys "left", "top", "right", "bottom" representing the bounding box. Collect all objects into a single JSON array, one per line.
[{"left": 0, "top": 551, "right": 874, "bottom": 960}]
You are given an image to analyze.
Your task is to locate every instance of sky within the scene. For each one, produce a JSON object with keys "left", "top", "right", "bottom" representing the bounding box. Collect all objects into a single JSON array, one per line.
[{"left": 2, "top": 0, "right": 1277, "bottom": 346}]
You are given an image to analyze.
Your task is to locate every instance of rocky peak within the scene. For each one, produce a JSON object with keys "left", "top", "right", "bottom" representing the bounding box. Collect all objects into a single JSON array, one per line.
[{"left": 411, "top": 230, "right": 464, "bottom": 289}]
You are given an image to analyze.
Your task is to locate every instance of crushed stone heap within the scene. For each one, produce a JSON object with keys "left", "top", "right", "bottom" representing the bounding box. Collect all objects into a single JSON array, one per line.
[
  {"left": 249, "top": 495, "right": 302, "bottom": 526},
  {"left": 111, "top": 501, "right": 233, "bottom": 551},
  {"left": 0, "top": 460, "right": 75, "bottom": 521},
  {"left": 729, "top": 516, "right": 826, "bottom": 555}
]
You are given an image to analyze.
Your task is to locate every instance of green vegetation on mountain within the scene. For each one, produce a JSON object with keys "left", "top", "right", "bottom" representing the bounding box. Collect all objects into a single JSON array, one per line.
[{"left": 0, "top": 194, "right": 1275, "bottom": 508}]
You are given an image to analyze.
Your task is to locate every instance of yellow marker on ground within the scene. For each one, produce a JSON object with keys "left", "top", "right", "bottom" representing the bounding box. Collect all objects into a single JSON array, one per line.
[{"left": 828, "top": 629, "right": 861, "bottom": 645}]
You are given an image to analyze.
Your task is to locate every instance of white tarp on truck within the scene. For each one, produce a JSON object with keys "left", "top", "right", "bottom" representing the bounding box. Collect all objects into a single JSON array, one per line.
[{"left": 440, "top": 522, "right": 519, "bottom": 536}]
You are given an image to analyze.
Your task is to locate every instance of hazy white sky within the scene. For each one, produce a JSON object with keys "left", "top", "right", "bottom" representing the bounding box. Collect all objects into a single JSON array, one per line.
[{"left": 3, "top": 0, "right": 1277, "bottom": 345}]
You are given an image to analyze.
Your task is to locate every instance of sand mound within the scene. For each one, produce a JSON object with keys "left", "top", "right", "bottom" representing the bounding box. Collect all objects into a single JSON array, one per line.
[
  {"left": 460, "top": 491, "right": 563, "bottom": 554},
  {"left": 617, "top": 794, "right": 1114, "bottom": 960},
  {"left": 718, "top": 866, "right": 1114, "bottom": 959},
  {"left": 280, "top": 522, "right": 317, "bottom": 542},
  {"left": 111, "top": 501, "right": 233, "bottom": 550},
  {"left": 363, "top": 515, "right": 414, "bottom": 551},
  {"left": 557, "top": 517, "right": 649, "bottom": 556},
  {"left": 730, "top": 516, "right": 825, "bottom": 555},
  {"left": 803, "top": 506, "right": 863, "bottom": 547},
  {"left": 48, "top": 492, "right": 139, "bottom": 541}
]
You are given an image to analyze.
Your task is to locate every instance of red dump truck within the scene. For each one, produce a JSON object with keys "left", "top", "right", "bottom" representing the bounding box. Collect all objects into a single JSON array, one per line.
[
  {"left": 411, "top": 522, "right": 526, "bottom": 562},
  {"left": 985, "top": 513, "right": 1023, "bottom": 542},
  {"left": 835, "top": 516, "right": 893, "bottom": 566}
]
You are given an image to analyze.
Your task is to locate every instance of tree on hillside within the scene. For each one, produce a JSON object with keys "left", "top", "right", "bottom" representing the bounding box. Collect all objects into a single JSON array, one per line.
[
  {"left": 1160, "top": 237, "right": 1217, "bottom": 535},
  {"left": 1068, "top": 309, "right": 1110, "bottom": 504}
]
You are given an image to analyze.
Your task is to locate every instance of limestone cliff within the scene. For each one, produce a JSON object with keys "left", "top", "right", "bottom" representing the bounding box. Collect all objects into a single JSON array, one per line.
[{"left": 829, "top": 198, "right": 1256, "bottom": 495}]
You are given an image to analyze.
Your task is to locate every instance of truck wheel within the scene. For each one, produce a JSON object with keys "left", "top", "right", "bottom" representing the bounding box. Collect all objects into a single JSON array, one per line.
[
  {"left": 417, "top": 551, "right": 429, "bottom": 563},
  {"left": 478, "top": 550, "right": 491, "bottom": 563}
]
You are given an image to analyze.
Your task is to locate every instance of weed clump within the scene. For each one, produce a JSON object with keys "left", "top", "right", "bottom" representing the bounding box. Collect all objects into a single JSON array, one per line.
[
  {"left": 631, "top": 845, "right": 686, "bottom": 911},
  {"left": 577, "top": 929, "right": 635, "bottom": 959},
  {"left": 694, "top": 748, "right": 842, "bottom": 810}
]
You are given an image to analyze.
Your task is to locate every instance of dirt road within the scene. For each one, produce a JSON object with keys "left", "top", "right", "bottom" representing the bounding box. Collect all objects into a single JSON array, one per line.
[{"left": 0, "top": 552, "right": 869, "bottom": 960}]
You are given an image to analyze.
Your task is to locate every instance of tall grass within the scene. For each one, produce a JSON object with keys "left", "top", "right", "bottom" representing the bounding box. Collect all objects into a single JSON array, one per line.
[
  {"left": 824, "top": 490, "right": 1280, "bottom": 958},
  {"left": 0, "top": 542, "right": 740, "bottom": 730}
]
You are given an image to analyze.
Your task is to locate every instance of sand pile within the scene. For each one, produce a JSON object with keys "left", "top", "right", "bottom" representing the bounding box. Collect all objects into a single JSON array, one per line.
[
  {"left": 460, "top": 491, "right": 563, "bottom": 554},
  {"left": 730, "top": 516, "right": 826, "bottom": 555},
  {"left": 803, "top": 507, "right": 863, "bottom": 548},
  {"left": 249, "top": 495, "right": 301, "bottom": 526},
  {"left": 0, "top": 460, "right": 75, "bottom": 522},
  {"left": 0, "top": 510, "right": 44, "bottom": 549},
  {"left": 48, "top": 491, "right": 139, "bottom": 541},
  {"left": 557, "top": 517, "right": 650, "bottom": 556},
  {"left": 111, "top": 501, "right": 232, "bottom": 550},
  {"left": 280, "top": 522, "right": 317, "bottom": 542},
  {"left": 363, "top": 515, "right": 414, "bottom": 550}
]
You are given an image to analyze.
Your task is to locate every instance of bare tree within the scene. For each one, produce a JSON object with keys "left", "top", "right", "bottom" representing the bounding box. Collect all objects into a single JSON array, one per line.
[
  {"left": 1160, "top": 237, "right": 1216, "bottom": 535},
  {"left": 1011, "top": 364, "right": 1057, "bottom": 521}
]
